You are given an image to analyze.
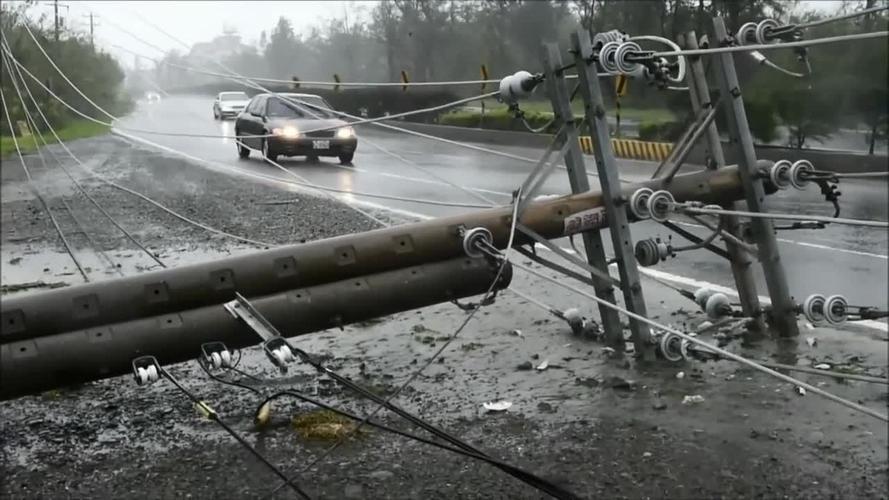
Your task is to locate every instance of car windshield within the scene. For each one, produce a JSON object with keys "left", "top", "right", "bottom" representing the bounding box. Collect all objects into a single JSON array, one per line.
[
  {"left": 220, "top": 93, "right": 248, "bottom": 101},
  {"left": 266, "top": 95, "right": 336, "bottom": 119}
]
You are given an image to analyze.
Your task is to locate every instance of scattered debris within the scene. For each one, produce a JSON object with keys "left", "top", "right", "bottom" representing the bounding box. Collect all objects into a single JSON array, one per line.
[
  {"left": 676, "top": 371, "right": 686, "bottom": 380},
  {"left": 8, "top": 257, "right": 22, "bottom": 265},
  {"left": 511, "top": 329, "right": 524, "bottom": 338},
  {"left": 537, "top": 402, "right": 555, "bottom": 413},
  {"left": 482, "top": 401, "right": 512, "bottom": 412},
  {"left": 805, "top": 322, "right": 815, "bottom": 330},
  {"left": 682, "top": 395, "right": 705, "bottom": 405},
  {"left": 563, "top": 308, "right": 585, "bottom": 335},
  {"left": 516, "top": 361, "right": 534, "bottom": 371},
  {"left": 604, "top": 376, "right": 635, "bottom": 391},
  {"left": 575, "top": 377, "right": 601, "bottom": 388},
  {"left": 292, "top": 410, "right": 357, "bottom": 440},
  {"left": 796, "top": 386, "right": 807, "bottom": 396},
  {"left": 652, "top": 400, "right": 668, "bottom": 410},
  {"left": 642, "top": 452, "right": 653, "bottom": 458},
  {"left": 814, "top": 363, "right": 832, "bottom": 370},
  {"left": 806, "top": 337, "right": 818, "bottom": 348},
  {"left": 725, "top": 374, "right": 736, "bottom": 381},
  {"left": 536, "top": 359, "right": 549, "bottom": 371}
]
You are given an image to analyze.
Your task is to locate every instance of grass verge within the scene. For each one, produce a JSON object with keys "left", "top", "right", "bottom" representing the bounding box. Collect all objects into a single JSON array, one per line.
[{"left": 0, "top": 120, "right": 110, "bottom": 158}]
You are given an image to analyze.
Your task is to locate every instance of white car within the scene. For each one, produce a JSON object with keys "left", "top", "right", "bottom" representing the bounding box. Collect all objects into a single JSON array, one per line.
[{"left": 213, "top": 91, "right": 250, "bottom": 120}]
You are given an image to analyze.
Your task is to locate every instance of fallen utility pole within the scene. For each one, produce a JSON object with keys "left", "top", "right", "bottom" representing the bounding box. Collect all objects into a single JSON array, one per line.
[
  {"left": 1, "top": 166, "right": 765, "bottom": 347},
  {"left": 1, "top": 257, "right": 510, "bottom": 400}
]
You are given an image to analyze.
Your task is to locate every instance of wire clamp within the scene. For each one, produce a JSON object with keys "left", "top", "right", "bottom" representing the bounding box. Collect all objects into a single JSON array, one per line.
[
  {"left": 201, "top": 342, "right": 233, "bottom": 370},
  {"left": 132, "top": 355, "right": 162, "bottom": 386}
]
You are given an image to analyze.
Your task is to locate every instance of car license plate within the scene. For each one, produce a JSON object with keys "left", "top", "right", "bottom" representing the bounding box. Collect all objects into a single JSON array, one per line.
[{"left": 312, "top": 140, "right": 329, "bottom": 149}]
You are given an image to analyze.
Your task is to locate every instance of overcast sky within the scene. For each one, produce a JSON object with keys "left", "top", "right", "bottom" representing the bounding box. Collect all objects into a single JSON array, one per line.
[{"left": 19, "top": 0, "right": 848, "bottom": 69}]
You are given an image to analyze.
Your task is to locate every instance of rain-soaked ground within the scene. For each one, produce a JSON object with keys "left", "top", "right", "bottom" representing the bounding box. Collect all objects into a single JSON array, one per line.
[{"left": 1, "top": 133, "right": 887, "bottom": 499}]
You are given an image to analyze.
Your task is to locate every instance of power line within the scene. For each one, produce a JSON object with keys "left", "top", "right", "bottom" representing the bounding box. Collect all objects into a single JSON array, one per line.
[
  {"left": 796, "top": 5, "right": 889, "bottom": 29},
  {"left": 650, "top": 30, "right": 888, "bottom": 57},
  {"left": 0, "top": 87, "right": 90, "bottom": 283},
  {"left": 1, "top": 39, "right": 164, "bottom": 270},
  {"left": 678, "top": 205, "right": 888, "bottom": 228}
]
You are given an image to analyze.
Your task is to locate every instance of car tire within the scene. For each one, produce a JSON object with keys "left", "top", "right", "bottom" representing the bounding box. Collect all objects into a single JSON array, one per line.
[
  {"left": 338, "top": 153, "right": 354, "bottom": 165},
  {"left": 306, "top": 155, "right": 319, "bottom": 163},
  {"left": 213, "top": 108, "right": 219, "bottom": 120},
  {"left": 261, "top": 138, "right": 277, "bottom": 163},
  {"left": 236, "top": 130, "right": 250, "bottom": 159}
]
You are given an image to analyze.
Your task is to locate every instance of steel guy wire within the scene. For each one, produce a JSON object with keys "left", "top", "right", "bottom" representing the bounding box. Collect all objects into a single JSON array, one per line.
[
  {"left": 267, "top": 189, "right": 525, "bottom": 497},
  {"left": 677, "top": 205, "right": 889, "bottom": 228},
  {"left": 483, "top": 243, "right": 889, "bottom": 422},
  {"left": 795, "top": 5, "right": 889, "bottom": 29},
  {"left": 0, "top": 87, "right": 90, "bottom": 283},
  {"left": 649, "top": 30, "right": 888, "bottom": 57}
]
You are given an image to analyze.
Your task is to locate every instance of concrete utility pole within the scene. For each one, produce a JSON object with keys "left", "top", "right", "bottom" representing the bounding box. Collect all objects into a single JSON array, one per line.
[
  {"left": 2, "top": 167, "right": 760, "bottom": 344},
  {"left": 83, "top": 12, "right": 98, "bottom": 47},
  {"left": 570, "top": 31, "right": 655, "bottom": 360},
  {"left": 1, "top": 167, "right": 769, "bottom": 400},
  {"left": 711, "top": 17, "right": 799, "bottom": 337},
  {"left": 541, "top": 42, "right": 627, "bottom": 353},
  {"left": 683, "top": 31, "right": 766, "bottom": 335}
]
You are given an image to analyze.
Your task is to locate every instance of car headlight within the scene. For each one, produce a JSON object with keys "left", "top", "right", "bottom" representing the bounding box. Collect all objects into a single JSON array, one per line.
[
  {"left": 272, "top": 126, "right": 300, "bottom": 139},
  {"left": 336, "top": 126, "right": 355, "bottom": 139}
]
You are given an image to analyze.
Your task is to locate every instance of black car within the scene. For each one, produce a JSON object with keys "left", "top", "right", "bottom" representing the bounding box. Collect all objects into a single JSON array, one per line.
[{"left": 234, "top": 93, "right": 357, "bottom": 164}]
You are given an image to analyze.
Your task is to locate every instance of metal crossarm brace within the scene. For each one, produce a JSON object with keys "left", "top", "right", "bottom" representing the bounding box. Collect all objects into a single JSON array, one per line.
[
  {"left": 223, "top": 292, "right": 283, "bottom": 341},
  {"left": 568, "top": 32, "right": 654, "bottom": 359},
  {"left": 711, "top": 18, "right": 799, "bottom": 337},
  {"left": 541, "top": 42, "right": 626, "bottom": 352},
  {"left": 682, "top": 31, "right": 765, "bottom": 333}
]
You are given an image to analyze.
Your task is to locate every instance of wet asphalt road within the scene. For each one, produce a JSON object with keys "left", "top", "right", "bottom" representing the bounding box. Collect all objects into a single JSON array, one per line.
[{"left": 114, "top": 95, "right": 888, "bottom": 326}]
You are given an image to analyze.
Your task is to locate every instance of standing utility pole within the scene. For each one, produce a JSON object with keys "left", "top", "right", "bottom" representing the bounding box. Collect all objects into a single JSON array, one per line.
[
  {"left": 541, "top": 41, "right": 636, "bottom": 356},
  {"left": 570, "top": 31, "right": 655, "bottom": 360},
  {"left": 682, "top": 31, "right": 766, "bottom": 335},
  {"left": 711, "top": 17, "right": 799, "bottom": 337},
  {"left": 83, "top": 12, "right": 98, "bottom": 47}
]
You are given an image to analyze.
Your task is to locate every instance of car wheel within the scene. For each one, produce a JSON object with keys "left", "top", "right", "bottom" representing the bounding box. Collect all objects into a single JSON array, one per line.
[
  {"left": 306, "top": 155, "right": 319, "bottom": 163},
  {"left": 261, "top": 138, "right": 278, "bottom": 163},
  {"left": 213, "top": 108, "right": 219, "bottom": 120},
  {"left": 236, "top": 130, "right": 250, "bottom": 159},
  {"left": 338, "top": 152, "right": 354, "bottom": 165}
]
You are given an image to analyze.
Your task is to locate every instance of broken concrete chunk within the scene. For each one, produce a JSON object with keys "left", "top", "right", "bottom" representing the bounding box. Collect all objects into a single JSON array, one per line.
[{"left": 681, "top": 395, "right": 705, "bottom": 405}]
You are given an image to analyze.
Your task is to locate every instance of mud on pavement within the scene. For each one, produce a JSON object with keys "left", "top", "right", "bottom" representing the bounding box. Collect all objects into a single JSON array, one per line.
[{"left": 1, "top": 135, "right": 887, "bottom": 499}]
